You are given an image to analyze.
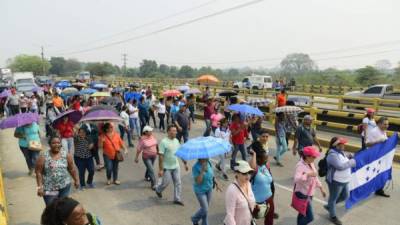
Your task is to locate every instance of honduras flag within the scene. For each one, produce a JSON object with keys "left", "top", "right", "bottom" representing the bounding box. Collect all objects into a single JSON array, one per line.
[{"left": 346, "top": 133, "right": 398, "bottom": 209}]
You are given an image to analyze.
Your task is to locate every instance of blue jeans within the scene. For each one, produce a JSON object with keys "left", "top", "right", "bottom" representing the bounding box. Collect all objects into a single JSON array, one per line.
[
  {"left": 129, "top": 117, "right": 140, "bottom": 136},
  {"left": 230, "top": 144, "right": 246, "bottom": 169},
  {"left": 296, "top": 192, "right": 314, "bottom": 225},
  {"left": 103, "top": 154, "right": 119, "bottom": 181},
  {"left": 43, "top": 183, "right": 71, "bottom": 206},
  {"left": 74, "top": 157, "right": 95, "bottom": 187},
  {"left": 177, "top": 129, "right": 189, "bottom": 143},
  {"left": 19, "top": 146, "right": 39, "bottom": 170},
  {"left": 119, "top": 124, "right": 133, "bottom": 146},
  {"left": 143, "top": 157, "right": 156, "bottom": 187},
  {"left": 326, "top": 181, "right": 349, "bottom": 218},
  {"left": 203, "top": 119, "right": 211, "bottom": 136},
  {"left": 275, "top": 135, "right": 288, "bottom": 163},
  {"left": 192, "top": 190, "right": 212, "bottom": 225}
]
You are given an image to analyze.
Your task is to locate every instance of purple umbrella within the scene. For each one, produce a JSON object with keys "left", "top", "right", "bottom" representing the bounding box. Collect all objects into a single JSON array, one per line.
[
  {"left": 31, "top": 86, "right": 43, "bottom": 93},
  {"left": 53, "top": 110, "right": 83, "bottom": 127},
  {"left": 80, "top": 109, "right": 122, "bottom": 122},
  {"left": 0, "top": 90, "right": 11, "bottom": 98},
  {"left": 0, "top": 112, "right": 40, "bottom": 129}
]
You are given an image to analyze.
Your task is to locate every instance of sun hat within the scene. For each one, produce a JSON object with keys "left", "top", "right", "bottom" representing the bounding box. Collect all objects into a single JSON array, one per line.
[
  {"left": 366, "top": 108, "right": 375, "bottom": 114},
  {"left": 234, "top": 160, "right": 254, "bottom": 173},
  {"left": 303, "top": 146, "right": 320, "bottom": 158},
  {"left": 333, "top": 137, "right": 348, "bottom": 147},
  {"left": 143, "top": 125, "right": 153, "bottom": 133}
]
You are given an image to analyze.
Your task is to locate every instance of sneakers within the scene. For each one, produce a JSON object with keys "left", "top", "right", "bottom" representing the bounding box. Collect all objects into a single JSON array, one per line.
[
  {"left": 329, "top": 217, "right": 343, "bottom": 225},
  {"left": 106, "top": 180, "right": 112, "bottom": 185},
  {"left": 87, "top": 183, "right": 96, "bottom": 189},
  {"left": 114, "top": 180, "right": 121, "bottom": 185},
  {"left": 375, "top": 190, "right": 390, "bottom": 198},
  {"left": 155, "top": 190, "right": 162, "bottom": 198},
  {"left": 276, "top": 162, "right": 284, "bottom": 167},
  {"left": 173, "top": 200, "right": 185, "bottom": 206}
]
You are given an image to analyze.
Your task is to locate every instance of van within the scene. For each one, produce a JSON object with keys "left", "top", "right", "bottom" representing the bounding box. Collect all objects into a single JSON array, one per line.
[{"left": 233, "top": 74, "right": 273, "bottom": 89}]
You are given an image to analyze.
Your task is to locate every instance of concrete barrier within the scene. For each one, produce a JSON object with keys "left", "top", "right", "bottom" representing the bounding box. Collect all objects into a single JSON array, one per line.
[{"left": 0, "top": 168, "right": 8, "bottom": 225}]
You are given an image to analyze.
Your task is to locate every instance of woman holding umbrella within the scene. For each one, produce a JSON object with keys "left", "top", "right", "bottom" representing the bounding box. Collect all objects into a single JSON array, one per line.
[{"left": 99, "top": 123, "right": 128, "bottom": 185}]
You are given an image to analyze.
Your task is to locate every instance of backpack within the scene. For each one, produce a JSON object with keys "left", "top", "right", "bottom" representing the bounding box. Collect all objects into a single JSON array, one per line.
[{"left": 318, "top": 151, "right": 329, "bottom": 177}]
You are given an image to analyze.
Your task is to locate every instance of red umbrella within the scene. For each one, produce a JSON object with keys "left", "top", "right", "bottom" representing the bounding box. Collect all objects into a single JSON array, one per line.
[{"left": 163, "top": 90, "right": 182, "bottom": 97}]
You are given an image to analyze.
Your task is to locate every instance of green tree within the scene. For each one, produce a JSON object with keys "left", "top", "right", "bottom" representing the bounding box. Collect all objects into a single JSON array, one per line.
[
  {"left": 159, "top": 64, "right": 170, "bottom": 75},
  {"left": 85, "top": 62, "right": 118, "bottom": 76},
  {"left": 139, "top": 60, "right": 158, "bottom": 77},
  {"left": 355, "top": 66, "right": 382, "bottom": 86},
  {"left": 126, "top": 68, "right": 139, "bottom": 76},
  {"left": 280, "top": 53, "right": 316, "bottom": 76},
  {"left": 49, "top": 57, "right": 66, "bottom": 75},
  {"left": 168, "top": 66, "right": 179, "bottom": 77},
  {"left": 178, "top": 65, "right": 194, "bottom": 78},
  {"left": 64, "top": 58, "right": 82, "bottom": 74},
  {"left": 8, "top": 54, "right": 51, "bottom": 75}
]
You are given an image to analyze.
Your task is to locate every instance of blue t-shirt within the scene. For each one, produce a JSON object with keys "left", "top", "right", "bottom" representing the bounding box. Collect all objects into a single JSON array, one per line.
[
  {"left": 138, "top": 102, "right": 149, "bottom": 116},
  {"left": 251, "top": 164, "right": 273, "bottom": 203},
  {"left": 192, "top": 161, "right": 214, "bottom": 194},
  {"left": 170, "top": 105, "right": 180, "bottom": 116},
  {"left": 16, "top": 122, "right": 40, "bottom": 148}
]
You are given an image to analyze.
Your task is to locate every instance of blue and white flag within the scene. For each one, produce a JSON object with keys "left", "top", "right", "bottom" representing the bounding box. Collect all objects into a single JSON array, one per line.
[{"left": 346, "top": 133, "right": 398, "bottom": 209}]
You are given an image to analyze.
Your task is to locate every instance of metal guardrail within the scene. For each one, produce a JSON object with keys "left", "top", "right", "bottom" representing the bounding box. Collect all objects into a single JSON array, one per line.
[{"left": 0, "top": 168, "right": 8, "bottom": 225}]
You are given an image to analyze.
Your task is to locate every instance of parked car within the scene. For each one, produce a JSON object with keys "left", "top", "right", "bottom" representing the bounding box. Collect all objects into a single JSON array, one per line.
[
  {"left": 344, "top": 84, "right": 400, "bottom": 108},
  {"left": 233, "top": 74, "right": 273, "bottom": 89}
]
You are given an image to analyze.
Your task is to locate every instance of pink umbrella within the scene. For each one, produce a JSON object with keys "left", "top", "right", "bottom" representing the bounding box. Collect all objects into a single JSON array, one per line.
[{"left": 163, "top": 90, "right": 182, "bottom": 97}]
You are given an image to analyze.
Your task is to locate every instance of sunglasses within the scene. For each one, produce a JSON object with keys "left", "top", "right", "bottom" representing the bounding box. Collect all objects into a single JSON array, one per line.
[{"left": 239, "top": 172, "right": 253, "bottom": 176}]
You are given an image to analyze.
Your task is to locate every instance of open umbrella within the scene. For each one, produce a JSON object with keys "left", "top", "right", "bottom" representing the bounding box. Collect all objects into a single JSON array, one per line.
[
  {"left": 101, "top": 96, "right": 122, "bottom": 105},
  {"left": 31, "top": 86, "right": 43, "bottom": 93},
  {"left": 0, "top": 112, "right": 40, "bottom": 129},
  {"left": 163, "top": 90, "right": 181, "bottom": 97},
  {"left": 52, "top": 110, "right": 83, "bottom": 127},
  {"left": 93, "top": 83, "right": 108, "bottom": 89},
  {"left": 197, "top": 74, "right": 219, "bottom": 83},
  {"left": 111, "top": 87, "right": 125, "bottom": 93},
  {"left": 124, "top": 92, "right": 142, "bottom": 102},
  {"left": 185, "top": 88, "right": 201, "bottom": 95},
  {"left": 80, "top": 88, "right": 97, "bottom": 95},
  {"left": 0, "top": 90, "right": 11, "bottom": 98},
  {"left": 219, "top": 91, "right": 237, "bottom": 97},
  {"left": 72, "top": 82, "right": 87, "bottom": 88},
  {"left": 84, "top": 105, "right": 118, "bottom": 115},
  {"left": 80, "top": 109, "right": 121, "bottom": 122},
  {"left": 245, "top": 98, "right": 271, "bottom": 107},
  {"left": 91, "top": 92, "right": 111, "bottom": 97},
  {"left": 62, "top": 87, "right": 79, "bottom": 94},
  {"left": 274, "top": 106, "right": 303, "bottom": 114},
  {"left": 175, "top": 136, "right": 232, "bottom": 160},
  {"left": 177, "top": 85, "right": 190, "bottom": 92},
  {"left": 55, "top": 80, "right": 71, "bottom": 88},
  {"left": 63, "top": 91, "right": 81, "bottom": 97},
  {"left": 228, "top": 104, "right": 264, "bottom": 116}
]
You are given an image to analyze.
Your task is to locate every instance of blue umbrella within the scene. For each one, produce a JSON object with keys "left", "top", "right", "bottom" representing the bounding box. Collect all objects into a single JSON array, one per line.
[
  {"left": 175, "top": 136, "right": 232, "bottom": 160},
  {"left": 80, "top": 88, "right": 98, "bottom": 95},
  {"left": 228, "top": 104, "right": 264, "bottom": 116},
  {"left": 93, "top": 83, "right": 108, "bottom": 89},
  {"left": 124, "top": 92, "right": 142, "bottom": 102},
  {"left": 55, "top": 80, "right": 71, "bottom": 88},
  {"left": 63, "top": 91, "right": 81, "bottom": 97}
]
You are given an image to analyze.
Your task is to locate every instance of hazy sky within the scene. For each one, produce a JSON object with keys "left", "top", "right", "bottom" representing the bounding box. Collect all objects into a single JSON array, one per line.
[{"left": 1, "top": 0, "right": 400, "bottom": 70}]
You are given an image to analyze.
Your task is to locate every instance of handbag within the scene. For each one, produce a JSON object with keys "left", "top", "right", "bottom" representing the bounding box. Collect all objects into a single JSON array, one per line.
[
  {"left": 291, "top": 179, "right": 314, "bottom": 216},
  {"left": 105, "top": 134, "right": 124, "bottom": 162},
  {"left": 28, "top": 140, "right": 43, "bottom": 151},
  {"left": 233, "top": 183, "right": 257, "bottom": 225}
]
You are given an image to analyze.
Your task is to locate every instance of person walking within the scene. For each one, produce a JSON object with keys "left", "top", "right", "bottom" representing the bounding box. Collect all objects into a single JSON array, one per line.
[
  {"left": 210, "top": 109, "right": 224, "bottom": 134},
  {"left": 203, "top": 98, "right": 215, "bottom": 137},
  {"left": 284, "top": 101, "right": 299, "bottom": 146},
  {"left": 30, "top": 94, "right": 39, "bottom": 113},
  {"left": 165, "top": 97, "right": 173, "bottom": 125},
  {"left": 5, "top": 89, "right": 20, "bottom": 115},
  {"left": 249, "top": 116, "right": 263, "bottom": 141},
  {"left": 45, "top": 104, "right": 57, "bottom": 137},
  {"left": 99, "top": 123, "right": 128, "bottom": 185},
  {"left": 14, "top": 121, "right": 42, "bottom": 175},
  {"left": 361, "top": 108, "right": 376, "bottom": 150},
  {"left": 275, "top": 89, "right": 287, "bottom": 107},
  {"left": 155, "top": 125, "right": 189, "bottom": 206},
  {"left": 81, "top": 122, "right": 103, "bottom": 171},
  {"left": 274, "top": 112, "right": 288, "bottom": 167},
  {"left": 174, "top": 104, "right": 191, "bottom": 143},
  {"left": 119, "top": 105, "right": 134, "bottom": 147},
  {"left": 214, "top": 118, "right": 230, "bottom": 180},
  {"left": 292, "top": 115, "right": 322, "bottom": 156},
  {"left": 365, "top": 116, "right": 391, "bottom": 197},
  {"left": 223, "top": 160, "right": 256, "bottom": 225},
  {"left": 35, "top": 136, "right": 79, "bottom": 205},
  {"left": 156, "top": 98, "right": 166, "bottom": 131},
  {"left": 324, "top": 137, "right": 356, "bottom": 225},
  {"left": 74, "top": 127, "right": 95, "bottom": 189},
  {"left": 19, "top": 93, "right": 30, "bottom": 113},
  {"left": 127, "top": 99, "right": 140, "bottom": 138},
  {"left": 187, "top": 95, "right": 196, "bottom": 123},
  {"left": 170, "top": 99, "right": 180, "bottom": 124},
  {"left": 138, "top": 97, "right": 150, "bottom": 135},
  {"left": 135, "top": 126, "right": 158, "bottom": 190},
  {"left": 52, "top": 93, "right": 65, "bottom": 114},
  {"left": 293, "top": 146, "right": 326, "bottom": 225},
  {"left": 41, "top": 197, "right": 102, "bottom": 225},
  {"left": 248, "top": 147, "right": 275, "bottom": 225},
  {"left": 230, "top": 114, "right": 247, "bottom": 170},
  {"left": 191, "top": 158, "right": 221, "bottom": 225},
  {"left": 55, "top": 116, "right": 75, "bottom": 155},
  {"left": 147, "top": 95, "right": 157, "bottom": 128}
]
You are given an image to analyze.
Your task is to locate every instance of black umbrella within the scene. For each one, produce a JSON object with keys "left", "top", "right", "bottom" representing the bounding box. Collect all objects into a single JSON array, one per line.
[
  {"left": 219, "top": 90, "right": 238, "bottom": 97},
  {"left": 100, "top": 96, "right": 122, "bottom": 105}
]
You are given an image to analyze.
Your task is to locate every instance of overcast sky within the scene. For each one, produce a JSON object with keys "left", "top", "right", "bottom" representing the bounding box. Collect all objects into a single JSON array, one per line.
[{"left": 1, "top": 0, "right": 400, "bottom": 70}]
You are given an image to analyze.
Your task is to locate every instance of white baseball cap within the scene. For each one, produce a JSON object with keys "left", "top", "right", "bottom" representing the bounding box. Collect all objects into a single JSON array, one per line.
[
  {"left": 143, "top": 126, "right": 153, "bottom": 133},
  {"left": 234, "top": 160, "right": 254, "bottom": 174}
]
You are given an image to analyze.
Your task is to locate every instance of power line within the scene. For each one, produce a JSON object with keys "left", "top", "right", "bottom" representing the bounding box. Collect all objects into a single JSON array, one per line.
[{"left": 54, "top": 0, "right": 265, "bottom": 56}]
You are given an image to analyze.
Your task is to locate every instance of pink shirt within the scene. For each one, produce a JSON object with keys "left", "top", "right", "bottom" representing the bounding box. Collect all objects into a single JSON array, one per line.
[
  {"left": 294, "top": 159, "right": 322, "bottom": 196},
  {"left": 224, "top": 181, "right": 255, "bottom": 225},
  {"left": 210, "top": 113, "right": 224, "bottom": 128},
  {"left": 137, "top": 135, "right": 158, "bottom": 159}
]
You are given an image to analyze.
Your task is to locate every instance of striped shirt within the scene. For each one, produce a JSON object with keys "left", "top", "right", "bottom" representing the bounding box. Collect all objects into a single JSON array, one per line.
[{"left": 74, "top": 136, "right": 93, "bottom": 158}]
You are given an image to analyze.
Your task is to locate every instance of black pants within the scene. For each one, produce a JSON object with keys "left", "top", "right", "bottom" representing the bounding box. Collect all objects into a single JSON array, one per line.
[
  {"left": 158, "top": 113, "right": 165, "bottom": 130},
  {"left": 139, "top": 114, "right": 149, "bottom": 135},
  {"left": 149, "top": 109, "right": 157, "bottom": 127},
  {"left": 9, "top": 105, "right": 19, "bottom": 115}
]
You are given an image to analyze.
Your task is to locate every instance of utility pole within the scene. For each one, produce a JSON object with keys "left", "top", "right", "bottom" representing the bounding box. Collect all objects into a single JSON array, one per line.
[
  {"left": 41, "top": 46, "right": 45, "bottom": 75},
  {"left": 122, "top": 53, "right": 127, "bottom": 76}
]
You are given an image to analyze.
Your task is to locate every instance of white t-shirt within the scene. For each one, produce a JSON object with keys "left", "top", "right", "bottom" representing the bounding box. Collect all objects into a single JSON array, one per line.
[
  {"left": 365, "top": 127, "right": 387, "bottom": 145},
  {"left": 127, "top": 103, "right": 138, "bottom": 118},
  {"left": 333, "top": 153, "right": 352, "bottom": 183},
  {"left": 362, "top": 117, "right": 376, "bottom": 137},
  {"left": 157, "top": 103, "right": 166, "bottom": 114},
  {"left": 31, "top": 98, "right": 38, "bottom": 110},
  {"left": 120, "top": 111, "right": 130, "bottom": 127},
  {"left": 214, "top": 127, "right": 231, "bottom": 142}
]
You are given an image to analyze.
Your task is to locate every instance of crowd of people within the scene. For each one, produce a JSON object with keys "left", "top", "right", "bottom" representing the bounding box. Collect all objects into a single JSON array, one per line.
[{"left": 2, "top": 81, "right": 395, "bottom": 225}]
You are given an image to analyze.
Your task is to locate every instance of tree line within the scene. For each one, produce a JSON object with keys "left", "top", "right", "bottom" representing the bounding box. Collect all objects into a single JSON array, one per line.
[{"left": 6, "top": 53, "right": 400, "bottom": 87}]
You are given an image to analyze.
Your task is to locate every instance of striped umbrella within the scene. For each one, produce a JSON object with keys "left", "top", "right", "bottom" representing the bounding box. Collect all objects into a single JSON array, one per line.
[
  {"left": 175, "top": 136, "right": 232, "bottom": 160},
  {"left": 273, "top": 106, "right": 303, "bottom": 114},
  {"left": 245, "top": 99, "right": 271, "bottom": 107}
]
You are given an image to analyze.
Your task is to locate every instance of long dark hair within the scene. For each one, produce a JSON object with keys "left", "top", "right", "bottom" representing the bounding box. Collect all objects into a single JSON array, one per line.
[
  {"left": 329, "top": 137, "right": 339, "bottom": 149},
  {"left": 41, "top": 197, "right": 80, "bottom": 225}
]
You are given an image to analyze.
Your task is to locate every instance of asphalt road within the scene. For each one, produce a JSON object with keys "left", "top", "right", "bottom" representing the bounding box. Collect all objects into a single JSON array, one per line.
[{"left": 1, "top": 117, "right": 399, "bottom": 225}]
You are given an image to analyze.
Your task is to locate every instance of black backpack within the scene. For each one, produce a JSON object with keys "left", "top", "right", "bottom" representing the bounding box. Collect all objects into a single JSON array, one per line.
[{"left": 318, "top": 151, "right": 329, "bottom": 177}]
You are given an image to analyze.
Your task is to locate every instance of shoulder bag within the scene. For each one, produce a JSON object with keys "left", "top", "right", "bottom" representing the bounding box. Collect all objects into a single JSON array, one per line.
[
  {"left": 105, "top": 134, "right": 124, "bottom": 162},
  {"left": 291, "top": 178, "right": 314, "bottom": 216},
  {"left": 233, "top": 183, "right": 257, "bottom": 225}
]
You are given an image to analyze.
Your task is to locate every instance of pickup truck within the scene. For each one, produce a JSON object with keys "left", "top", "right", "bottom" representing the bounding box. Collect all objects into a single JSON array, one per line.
[{"left": 344, "top": 84, "right": 400, "bottom": 107}]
